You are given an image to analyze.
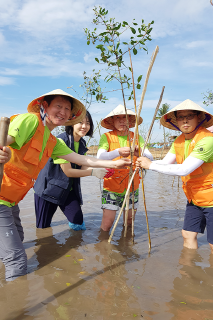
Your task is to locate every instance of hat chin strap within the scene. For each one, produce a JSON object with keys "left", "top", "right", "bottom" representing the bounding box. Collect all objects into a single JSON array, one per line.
[
  {"left": 40, "top": 104, "right": 48, "bottom": 126},
  {"left": 165, "top": 113, "right": 211, "bottom": 134}
]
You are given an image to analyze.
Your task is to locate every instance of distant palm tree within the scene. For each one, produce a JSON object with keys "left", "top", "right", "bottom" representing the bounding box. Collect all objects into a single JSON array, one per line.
[{"left": 155, "top": 103, "right": 170, "bottom": 149}]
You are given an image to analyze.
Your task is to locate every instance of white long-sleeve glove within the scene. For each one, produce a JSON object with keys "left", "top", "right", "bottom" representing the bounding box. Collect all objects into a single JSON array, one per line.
[{"left": 91, "top": 168, "right": 108, "bottom": 179}]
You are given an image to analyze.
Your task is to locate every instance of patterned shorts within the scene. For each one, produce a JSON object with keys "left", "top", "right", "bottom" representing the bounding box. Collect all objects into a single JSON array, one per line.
[{"left": 101, "top": 189, "right": 139, "bottom": 211}]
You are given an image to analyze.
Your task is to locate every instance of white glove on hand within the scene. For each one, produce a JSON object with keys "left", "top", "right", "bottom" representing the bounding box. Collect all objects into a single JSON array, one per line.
[{"left": 91, "top": 168, "right": 108, "bottom": 179}]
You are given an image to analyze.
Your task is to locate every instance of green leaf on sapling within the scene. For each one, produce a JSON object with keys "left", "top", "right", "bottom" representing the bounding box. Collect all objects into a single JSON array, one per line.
[
  {"left": 133, "top": 48, "right": 137, "bottom": 55},
  {"left": 117, "top": 59, "right": 121, "bottom": 67},
  {"left": 137, "top": 75, "right": 142, "bottom": 83},
  {"left": 130, "top": 27, "right": 136, "bottom": 34}
]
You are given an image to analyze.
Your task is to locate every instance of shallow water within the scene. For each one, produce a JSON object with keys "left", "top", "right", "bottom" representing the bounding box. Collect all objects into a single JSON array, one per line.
[{"left": 1, "top": 171, "right": 213, "bottom": 320}]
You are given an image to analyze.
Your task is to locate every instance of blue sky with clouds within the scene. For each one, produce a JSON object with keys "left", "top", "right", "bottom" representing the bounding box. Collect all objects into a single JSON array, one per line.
[{"left": 0, "top": 0, "right": 213, "bottom": 142}]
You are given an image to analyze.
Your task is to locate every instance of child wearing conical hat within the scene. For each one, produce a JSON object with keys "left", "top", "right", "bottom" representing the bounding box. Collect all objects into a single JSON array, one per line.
[
  {"left": 0, "top": 90, "right": 131, "bottom": 281},
  {"left": 136, "top": 99, "right": 213, "bottom": 252},
  {"left": 97, "top": 104, "right": 153, "bottom": 231}
]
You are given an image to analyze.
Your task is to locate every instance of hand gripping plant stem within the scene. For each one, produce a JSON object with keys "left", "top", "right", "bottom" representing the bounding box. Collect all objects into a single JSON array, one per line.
[{"left": 108, "top": 86, "right": 165, "bottom": 244}]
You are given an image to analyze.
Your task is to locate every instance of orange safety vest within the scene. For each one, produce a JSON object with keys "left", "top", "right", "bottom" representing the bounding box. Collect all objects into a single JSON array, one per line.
[
  {"left": 174, "top": 126, "right": 213, "bottom": 207},
  {"left": 103, "top": 130, "right": 140, "bottom": 193},
  {"left": 0, "top": 113, "right": 57, "bottom": 204}
]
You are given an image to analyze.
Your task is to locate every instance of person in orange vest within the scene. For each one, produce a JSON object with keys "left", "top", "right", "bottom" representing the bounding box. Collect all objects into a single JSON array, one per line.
[
  {"left": 0, "top": 89, "right": 131, "bottom": 281},
  {"left": 136, "top": 99, "right": 213, "bottom": 252},
  {"left": 97, "top": 104, "right": 153, "bottom": 231}
]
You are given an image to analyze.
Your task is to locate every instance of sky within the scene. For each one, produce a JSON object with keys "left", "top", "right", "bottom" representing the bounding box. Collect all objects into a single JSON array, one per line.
[{"left": 0, "top": 0, "right": 213, "bottom": 143}]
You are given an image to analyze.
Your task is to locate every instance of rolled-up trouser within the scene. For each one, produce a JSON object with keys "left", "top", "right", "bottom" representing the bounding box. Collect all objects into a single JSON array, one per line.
[{"left": 0, "top": 204, "right": 27, "bottom": 281}]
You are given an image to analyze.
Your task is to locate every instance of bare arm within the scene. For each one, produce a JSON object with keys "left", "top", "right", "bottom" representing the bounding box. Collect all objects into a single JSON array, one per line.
[
  {"left": 61, "top": 163, "right": 92, "bottom": 178},
  {"left": 7, "top": 135, "right": 15, "bottom": 145},
  {"left": 60, "top": 152, "right": 131, "bottom": 169}
]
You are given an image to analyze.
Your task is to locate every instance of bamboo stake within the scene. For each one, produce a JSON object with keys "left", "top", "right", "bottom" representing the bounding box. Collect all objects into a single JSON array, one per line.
[
  {"left": 0, "top": 117, "right": 10, "bottom": 191},
  {"left": 171, "top": 176, "right": 175, "bottom": 187},
  {"left": 127, "top": 48, "right": 138, "bottom": 241},
  {"left": 108, "top": 86, "right": 165, "bottom": 243},
  {"left": 132, "top": 45, "right": 159, "bottom": 148},
  {"left": 124, "top": 45, "right": 159, "bottom": 237},
  {"left": 124, "top": 46, "right": 159, "bottom": 237},
  {"left": 109, "top": 46, "right": 160, "bottom": 242}
]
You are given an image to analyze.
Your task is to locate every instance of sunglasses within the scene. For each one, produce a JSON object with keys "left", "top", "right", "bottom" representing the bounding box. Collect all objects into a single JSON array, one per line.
[{"left": 176, "top": 113, "right": 197, "bottom": 121}]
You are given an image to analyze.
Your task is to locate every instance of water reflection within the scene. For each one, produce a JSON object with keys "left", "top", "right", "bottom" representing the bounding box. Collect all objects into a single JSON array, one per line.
[
  {"left": 0, "top": 171, "right": 212, "bottom": 320},
  {"left": 167, "top": 248, "right": 213, "bottom": 320}
]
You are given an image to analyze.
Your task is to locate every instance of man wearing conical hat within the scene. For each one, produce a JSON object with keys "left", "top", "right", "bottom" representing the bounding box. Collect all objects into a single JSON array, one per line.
[
  {"left": 0, "top": 90, "right": 131, "bottom": 281},
  {"left": 136, "top": 99, "right": 213, "bottom": 252},
  {"left": 97, "top": 104, "right": 153, "bottom": 231}
]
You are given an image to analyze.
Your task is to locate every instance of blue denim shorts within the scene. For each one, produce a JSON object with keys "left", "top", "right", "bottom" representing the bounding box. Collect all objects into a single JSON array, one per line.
[{"left": 183, "top": 201, "right": 213, "bottom": 244}]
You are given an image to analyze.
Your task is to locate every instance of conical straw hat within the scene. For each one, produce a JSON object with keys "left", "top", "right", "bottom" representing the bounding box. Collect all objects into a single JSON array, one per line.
[
  {"left": 160, "top": 99, "right": 213, "bottom": 130},
  {"left": 101, "top": 104, "right": 143, "bottom": 130},
  {"left": 27, "top": 89, "right": 86, "bottom": 126}
]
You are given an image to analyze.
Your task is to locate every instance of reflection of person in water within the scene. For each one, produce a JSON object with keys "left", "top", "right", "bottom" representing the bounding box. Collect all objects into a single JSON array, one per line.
[
  {"left": 167, "top": 248, "right": 213, "bottom": 319},
  {"left": 137, "top": 100, "right": 213, "bottom": 252},
  {"left": 31, "top": 228, "right": 87, "bottom": 318},
  {"left": 92, "top": 229, "right": 142, "bottom": 317}
]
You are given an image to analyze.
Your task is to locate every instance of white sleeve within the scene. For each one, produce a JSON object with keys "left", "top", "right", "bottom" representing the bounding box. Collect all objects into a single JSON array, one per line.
[
  {"left": 143, "top": 148, "right": 153, "bottom": 161},
  {"left": 97, "top": 148, "right": 120, "bottom": 160},
  {"left": 150, "top": 155, "right": 204, "bottom": 176}
]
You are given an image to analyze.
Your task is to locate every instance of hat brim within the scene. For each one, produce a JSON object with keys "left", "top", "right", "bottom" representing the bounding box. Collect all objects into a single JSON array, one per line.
[
  {"left": 27, "top": 89, "right": 86, "bottom": 126},
  {"left": 101, "top": 105, "right": 143, "bottom": 130},
  {"left": 160, "top": 100, "right": 213, "bottom": 130}
]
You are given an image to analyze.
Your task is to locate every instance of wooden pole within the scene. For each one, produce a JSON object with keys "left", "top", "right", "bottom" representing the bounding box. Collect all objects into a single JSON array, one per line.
[
  {"left": 132, "top": 45, "right": 159, "bottom": 148},
  {"left": 171, "top": 176, "right": 175, "bottom": 187},
  {"left": 123, "top": 45, "right": 159, "bottom": 238},
  {"left": 108, "top": 86, "right": 165, "bottom": 243},
  {"left": 0, "top": 117, "right": 10, "bottom": 191}
]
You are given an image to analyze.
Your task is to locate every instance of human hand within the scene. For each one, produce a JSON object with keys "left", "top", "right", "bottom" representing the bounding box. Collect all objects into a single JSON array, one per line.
[
  {"left": 136, "top": 157, "right": 152, "bottom": 169},
  {"left": 118, "top": 147, "right": 130, "bottom": 157},
  {"left": 134, "top": 145, "right": 140, "bottom": 157},
  {"left": 136, "top": 156, "right": 151, "bottom": 170},
  {"left": 113, "top": 158, "right": 131, "bottom": 169},
  {"left": 91, "top": 168, "right": 108, "bottom": 179},
  {"left": 0, "top": 146, "right": 11, "bottom": 164}
]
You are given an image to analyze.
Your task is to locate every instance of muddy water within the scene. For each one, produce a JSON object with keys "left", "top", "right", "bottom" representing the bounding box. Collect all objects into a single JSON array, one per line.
[{"left": 1, "top": 171, "right": 213, "bottom": 320}]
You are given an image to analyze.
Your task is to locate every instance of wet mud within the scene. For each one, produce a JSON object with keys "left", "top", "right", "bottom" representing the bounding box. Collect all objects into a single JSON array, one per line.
[{"left": 0, "top": 171, "right": 213, "bottom": 320}]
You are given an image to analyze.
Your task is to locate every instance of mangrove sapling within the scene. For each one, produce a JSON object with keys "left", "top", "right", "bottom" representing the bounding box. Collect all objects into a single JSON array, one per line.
[
  {"left": 124, "top": 46, "right": 159, "bottom": 242},
  {"left": 203, "top": 89, "right": 213, "bottom": 106},
  {"left": 67, "top": 69, "right": 107, "bottom": 148},
  {"left": 108, "top": 86, "right": 165, "bottom": 245},
  {"left": 155, "top": 103, "right": 170, "bottom": 150},
  {"left": 68, "top": 70, "right": 107, "bottom": 110},
  {"left": 85, "top": 6, "right": 154, "bottom": 238},
  {"left": 85, "top": 6, "right": 154, "bottom": 145}
]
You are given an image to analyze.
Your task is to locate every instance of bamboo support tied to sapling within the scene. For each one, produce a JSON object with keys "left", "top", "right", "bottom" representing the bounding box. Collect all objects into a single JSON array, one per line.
[
  {"left": 108, "top": 86, "right": 165, "bottom": 244},
  {"left": 125, "top": 48, "right": 139, "bottom": 241},
  {"left": 129, "top": 46, "right": 151, "bottom": 247},
  {"left": 123, "top": 45, "right": 159, "bottom": 238},
  {"left": 109, "top": 45, "right": 159, "bottom": 243}
]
